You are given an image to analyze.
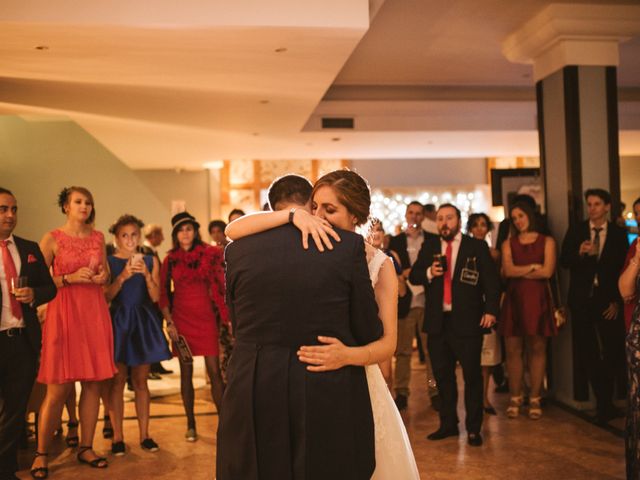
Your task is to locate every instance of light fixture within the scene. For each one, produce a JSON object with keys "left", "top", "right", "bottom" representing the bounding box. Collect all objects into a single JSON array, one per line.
[
  {"left": 259, "top": 100, "right": 270, "bottom": 104},
  {"left": 275, "top": 47, "right": 287, "bottom": 53},
  {"left": 35, "top": 45, "right": 49, "bottom": 50},
  {"left": 203, "top": 160, "right": 224, "bottom": 170},
  {"left": 331, "top": 137, "right": 341, "bottom": 142}
]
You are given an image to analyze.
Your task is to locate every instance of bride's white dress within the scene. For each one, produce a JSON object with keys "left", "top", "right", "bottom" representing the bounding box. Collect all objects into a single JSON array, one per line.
[{"left": 366, "top": 249, "right": 420, "bottom": 479}]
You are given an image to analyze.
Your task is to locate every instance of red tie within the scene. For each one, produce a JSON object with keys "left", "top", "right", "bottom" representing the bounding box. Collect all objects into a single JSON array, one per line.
[
  {"left": 0, "top": 240, "right": 23, "bottom": 319},
  {"left": 443, "top": 240, "right": 453, "bottom": 306}
]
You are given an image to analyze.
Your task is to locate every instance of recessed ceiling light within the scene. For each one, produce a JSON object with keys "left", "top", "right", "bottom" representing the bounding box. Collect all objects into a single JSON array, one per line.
[
  {"left": 275, "top": 47, "right": 287, "bottom": 53},
  {"left": 259, "top": 100, "right": 270, "bottom": 104},
  {"left": 35, "top": 45, "right": 49, "bottom": 51},
  {"left": 252, "top": 132, "right": 260, "bottom": 136},
  {"left": 331, "top": 137, "right": 341, "bottom": 142}
]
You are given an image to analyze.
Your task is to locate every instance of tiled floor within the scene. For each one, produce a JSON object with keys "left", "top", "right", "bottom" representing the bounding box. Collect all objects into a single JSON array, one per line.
[{"left": 17, "top": 356, "right": 625, "bottom": 479}]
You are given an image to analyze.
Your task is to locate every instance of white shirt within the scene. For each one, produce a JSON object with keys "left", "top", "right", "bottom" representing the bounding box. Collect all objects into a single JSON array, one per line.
[
  {"left": 0, "top": 235, "right": 25, "bottom": 330},
  {"left": 427, "top": 231, "right": 463, "bottom": 312},
  {"left": 589, "top": 220, "right": 607, "bottom": 258},
  {"left": 421, "top": 218, "right": 438, "bottom": 235},
  {"left": 406, "top": 232, "right": 425, "bottom": 309}
]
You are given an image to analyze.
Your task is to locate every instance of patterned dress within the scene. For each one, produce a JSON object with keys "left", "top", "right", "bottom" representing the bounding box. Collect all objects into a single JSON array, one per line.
[
  {"left": 627, "top": 280, "right": 640, "bottom": 479},
  {"left": 159, "top": 243, "right": 229, "bottom": 356}
]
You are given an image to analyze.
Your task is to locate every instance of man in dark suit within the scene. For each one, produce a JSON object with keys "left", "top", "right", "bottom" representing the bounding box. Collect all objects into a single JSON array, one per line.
[
  {"left": 409, "top": 203, "right": 500, "bottom": 447},
  {"left": 560, "top": 188, "right": 628, "bottom": 423},
  {"left": 217, "top": 175, "right": 382, "bottom": 480},
  {"left": 388, "top": 201, "right": 439, "bottom": 410},
  {"left": 0, "top": 187, "right": 56, "bottom": 480}
]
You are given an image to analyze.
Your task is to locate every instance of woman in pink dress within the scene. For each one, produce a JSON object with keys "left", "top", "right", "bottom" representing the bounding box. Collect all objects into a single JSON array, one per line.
[
  {"left": 159, "top": 212, "right": 229, "bottom": 442},
  {"left": 30, "top": 187, "right": 117, "bottom": 479},
  {"left": 499, "top": 200, "right": 557, "bottom": 420}
]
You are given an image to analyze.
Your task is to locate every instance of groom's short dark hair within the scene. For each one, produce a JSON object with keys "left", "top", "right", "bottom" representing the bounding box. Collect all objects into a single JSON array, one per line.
[{"left": 268, "top": 174, "right": 313, "bottom": 211}]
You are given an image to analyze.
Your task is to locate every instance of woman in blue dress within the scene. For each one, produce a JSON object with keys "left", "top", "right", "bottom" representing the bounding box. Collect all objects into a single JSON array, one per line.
[{"left": 105, "top": 215, "right": 171, "bottom": 456}]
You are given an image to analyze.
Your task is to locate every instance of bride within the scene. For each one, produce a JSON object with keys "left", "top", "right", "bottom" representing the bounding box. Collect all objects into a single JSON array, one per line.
[{"left": 226, "top": 169, "right": 420, "bottom": 479}]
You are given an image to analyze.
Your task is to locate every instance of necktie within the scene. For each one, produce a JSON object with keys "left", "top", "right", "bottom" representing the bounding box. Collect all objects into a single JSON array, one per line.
[
  {"left": 0, "top": 240, "right": 23, "bottom": 319},
  {"left": 443, "top": 240, "right": 453, "bottom": 306},
  {"left": 592, "top": 227, "right": 602, "bottom": 258}
]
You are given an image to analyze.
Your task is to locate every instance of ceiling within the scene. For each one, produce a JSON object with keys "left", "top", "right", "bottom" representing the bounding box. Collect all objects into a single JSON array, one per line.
[{"left": 0, "top": 0, "right": 639, "bottom": 169}]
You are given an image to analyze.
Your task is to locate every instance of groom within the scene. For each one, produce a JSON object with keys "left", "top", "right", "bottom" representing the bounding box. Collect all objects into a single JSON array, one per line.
[{"left": 217, "top": 174, "right": 382, "bottom": 480}]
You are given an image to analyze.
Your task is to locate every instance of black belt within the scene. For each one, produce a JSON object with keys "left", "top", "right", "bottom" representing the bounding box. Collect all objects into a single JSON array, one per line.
[{"left": 0, "top": 327, "right": 25, "bottom": 337}]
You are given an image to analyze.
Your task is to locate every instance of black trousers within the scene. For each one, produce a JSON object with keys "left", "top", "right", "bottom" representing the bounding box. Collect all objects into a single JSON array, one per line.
[
  {"left": 0, "top": 331, "right": 37, "bottom": 478},
  {"left": 427, "top": 318, "right": 483, "bottom": 434},
  {"left": 573, "top": 301, "right": 626, "bottom": 413}
]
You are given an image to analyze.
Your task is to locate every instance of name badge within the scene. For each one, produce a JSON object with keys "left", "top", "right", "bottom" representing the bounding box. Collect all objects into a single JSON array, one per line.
[{"left": 460, "top": 257, "right": 479, "bottom": 286}]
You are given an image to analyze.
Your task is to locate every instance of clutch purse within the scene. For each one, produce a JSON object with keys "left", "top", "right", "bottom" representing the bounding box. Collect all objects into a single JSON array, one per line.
[{"left": 175, "top": 335, "right": 194, "bottom": 364}]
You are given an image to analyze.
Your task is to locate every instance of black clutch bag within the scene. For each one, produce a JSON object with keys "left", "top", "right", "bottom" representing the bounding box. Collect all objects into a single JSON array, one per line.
[{"left": 175, "top": 335, "right": 193, "bottom": 364}]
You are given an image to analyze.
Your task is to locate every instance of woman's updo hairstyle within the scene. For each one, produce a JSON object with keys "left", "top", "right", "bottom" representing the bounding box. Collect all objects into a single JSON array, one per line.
[
  {"left": 312, "top": 169, "right": 371, "bottom": 226},
  {"left": 109, "top": 214, "right": 144, "bottom": 236},
  {"left": 58, "top": 186, "right": 96, "bottom": 224}
]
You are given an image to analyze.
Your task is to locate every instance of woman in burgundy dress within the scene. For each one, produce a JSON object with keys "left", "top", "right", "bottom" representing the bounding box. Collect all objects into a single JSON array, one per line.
[
  {"left": 499, "top": 200, "right": 557, "bottom": 420},
  {"left": 159, "top": 212, "right": 229, "bottom": 442}
]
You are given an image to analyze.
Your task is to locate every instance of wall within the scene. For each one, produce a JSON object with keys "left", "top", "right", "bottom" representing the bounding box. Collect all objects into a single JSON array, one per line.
[
  {"left": 621, "top": 156, "right": 640, "bottom": 214},
  {"left": 350, "top": 158, "right": 487, "bottom": 186},
  {"left": 0, "top": 116, "right": 187, "bottom": 252}
]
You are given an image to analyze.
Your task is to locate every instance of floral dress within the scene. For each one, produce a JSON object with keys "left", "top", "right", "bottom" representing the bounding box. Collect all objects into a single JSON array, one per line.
[{"left": 627, "top": 278, "right": 640, "bottom": 479}]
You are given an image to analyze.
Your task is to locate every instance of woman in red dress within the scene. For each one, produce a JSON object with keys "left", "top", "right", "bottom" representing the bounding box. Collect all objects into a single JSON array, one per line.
[
  {"left": 499, "top": 200, "right": 557, "bottom": 420},
  {"left": 159, "top": 212, "right": 229, "bottom": 442},
  {"left": 31, "top": 187, "right": 117, "bottom": 478}
]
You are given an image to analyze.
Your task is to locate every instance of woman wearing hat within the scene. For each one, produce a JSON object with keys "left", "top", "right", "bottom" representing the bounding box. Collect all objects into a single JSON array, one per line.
[{"left": 158, "top": 212, "right": 229, "bottom": 442}]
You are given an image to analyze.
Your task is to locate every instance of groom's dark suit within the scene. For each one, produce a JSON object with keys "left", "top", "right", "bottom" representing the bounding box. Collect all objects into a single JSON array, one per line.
[
  {"left": 217, "top": 224, "right": 382, "bottom": 480},
  {"left": 0, "top": 236, "right": 56, "bottom": 478}
]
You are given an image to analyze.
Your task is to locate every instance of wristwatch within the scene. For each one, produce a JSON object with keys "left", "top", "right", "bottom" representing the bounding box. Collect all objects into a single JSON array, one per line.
[{"left": 288, "top": 208, "right": 297, "bottom": 224}]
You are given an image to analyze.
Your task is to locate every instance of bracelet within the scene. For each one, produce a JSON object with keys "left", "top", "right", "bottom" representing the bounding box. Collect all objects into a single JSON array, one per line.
[{"left": 288, "top": 207, "right": 297, "bottom": 224}]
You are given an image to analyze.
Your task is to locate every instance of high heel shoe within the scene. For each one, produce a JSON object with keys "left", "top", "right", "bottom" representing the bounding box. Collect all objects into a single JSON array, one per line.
[
  {"left": 506, "top": 395, "right": 523, "bottom": 418},
  {"left": 102, "top": 415, "right": 113, "bottom": 439},
  {"left": 529, "top": 396, "right": 543, "bottom": 420},
  {"left": 65, "top": 421, "right": 79, "bottom": 447},
  {"left": 30, "top": 451, "right": 49, "bottom": 479}
]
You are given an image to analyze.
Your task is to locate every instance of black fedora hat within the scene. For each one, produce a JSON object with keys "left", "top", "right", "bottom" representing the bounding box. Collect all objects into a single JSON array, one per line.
[{"left": 171, "top": 211, "right": 200, "bottom": 235}]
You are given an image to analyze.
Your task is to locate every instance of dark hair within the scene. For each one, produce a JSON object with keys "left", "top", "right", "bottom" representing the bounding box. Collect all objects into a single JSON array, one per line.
[
  {"left": 0, "top": 187, "right": 14, "bottom": 197},
  {"left": 437, "top": 203, "right": 461, "bottom": 219},
  {"left": 407, "top": 201, "right": 423, "bottom": 211},
  {"left": 228, "top": 209, "right": 245, "bottom": 222},
  {"left": 109, "top": 214, "right": 144, "bottom": 235},
  {"left": 268, "top": 174, "right": 313, "bottom": 210},
  {"left": 171, "top": 223, "right": 203, "bottom": 251},
  {"left": 312, "top": 169, "right": 371, "bottom": 226},
  {"left": 633, "top": 197, "right": 640, "bottom": 211},
  {"left": 509, "top": 193, "right": 537, "bottom": 210},
  {"left": 509, "top": 201, "right": 538, "bottom": 235},
  {"left": 423, "top": 203, "right": 436, "bottom": 213},
  {"left": 58, "top": 186, "right": 96, "bottom": 224},
  {"left": 466, "top": 213, "right": 493, "bottom": 235},
  {"left": 584, "top": 188, "right": 611, "bottom": 205},
  {"left": 208, "top": 219, "right": 227, "bottom": 233}
]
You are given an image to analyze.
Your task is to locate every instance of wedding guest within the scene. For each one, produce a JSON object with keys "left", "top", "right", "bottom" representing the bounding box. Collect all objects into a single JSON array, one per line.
[
  {"left": 159, "top": 212, "right": 229, "bottom": 442},
  {"left": 560, "top": 188, "right": 628, "bottom": 423},
  {"left": 228, "top": 209, "right": 245, "bottom": 223},
  {"left": 622, "top": 197, "right": 640, "bottom": 332},
  {"left": 467, "top": 213, "right": 502, "bottom": 415},
  {"left": 421, "top": 204, "right": 438, "bottom": 234},
  {"left": 208, "top": 220, "right": 228, "bottom": 248},
  {"left": 105, "top": 215, "right": 171, "bottom": 456},
  {"left": 31, "top": 186, "right": 117, "bottom": 478},
  {"left": 500, "top": 201, "right": 557, "bottom": 419},
  {"left": 618, "top": 242, "right": 640, "bottom": 478},
  {"left": 0, "top": 188, "right": 56, "bottom": 480}
]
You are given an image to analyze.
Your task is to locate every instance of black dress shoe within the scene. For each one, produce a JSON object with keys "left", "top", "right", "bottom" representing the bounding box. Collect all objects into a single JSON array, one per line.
[
  {"left": 467, "top": 432, "right": 483, "bottom": 447},
  {"left": 430, "top": 394, "right": 442, "bottom": 412},
  {"left": 426, "top": 427, "right": 459, "bottom": 440},
  {"left": 394, "top": 394, "right": 408, "bottom": 411}
]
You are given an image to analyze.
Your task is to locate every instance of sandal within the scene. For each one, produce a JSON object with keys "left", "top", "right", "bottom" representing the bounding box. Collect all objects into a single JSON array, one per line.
[
  {"left": 77, "top": 446, "right": 108, "bottom": 469},
  {"left": 30, "top": 451, "right": 49, "bottom": 479},
  {"left": 102, "top": 415, "right": 113, "bottom": 439},
  {"left": 65, "top": 421, "right": 79, "bottom": 447},
  {"left": 506, "top": 395, "right": 523, "bottom": 419},
  {"left": 529, "top": 396, "right": 543, "bottom": 420}
]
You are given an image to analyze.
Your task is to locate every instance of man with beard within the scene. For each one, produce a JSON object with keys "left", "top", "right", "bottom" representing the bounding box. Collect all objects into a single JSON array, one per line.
[{"left": 409, "top": 203, "right": 500, "bottom": 447}]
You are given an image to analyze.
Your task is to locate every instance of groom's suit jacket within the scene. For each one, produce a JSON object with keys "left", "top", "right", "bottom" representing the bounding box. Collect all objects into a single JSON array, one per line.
[{"left": 217, "top": 224, "right": 382, "bottom": 480}]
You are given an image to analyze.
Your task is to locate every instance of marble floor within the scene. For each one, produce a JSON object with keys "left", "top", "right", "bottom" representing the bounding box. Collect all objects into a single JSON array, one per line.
[{"left": 17, "top": 356, "right": 625, "bottom": 479}]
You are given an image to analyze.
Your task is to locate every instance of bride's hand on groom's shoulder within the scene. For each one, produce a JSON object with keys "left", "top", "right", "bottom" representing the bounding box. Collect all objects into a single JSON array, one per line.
[
  {"left": 292, "top": 210, "right": 341, "bottom": 252},
  {"left": 297, "top": 336, "right": 349, "bottom": 371}
]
